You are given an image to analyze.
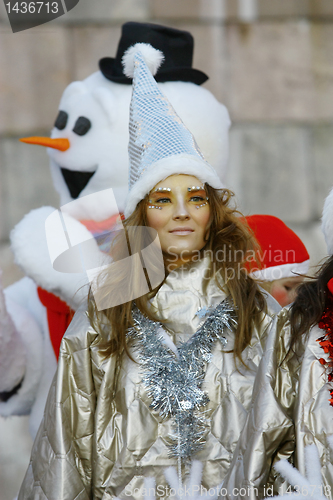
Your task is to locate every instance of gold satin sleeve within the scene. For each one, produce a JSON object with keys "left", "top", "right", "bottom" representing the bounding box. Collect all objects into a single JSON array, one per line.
[
  {"left": 222, "top": 307, "right": 303, "bottom": 499},
  {"left": 18, "top": 307, "right": 101, "bottom": 500}
]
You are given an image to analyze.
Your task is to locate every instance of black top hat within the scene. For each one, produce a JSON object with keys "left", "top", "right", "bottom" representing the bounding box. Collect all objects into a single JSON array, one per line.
[{"left": 99, "top": 22, "right": 209, "bottom": 86}]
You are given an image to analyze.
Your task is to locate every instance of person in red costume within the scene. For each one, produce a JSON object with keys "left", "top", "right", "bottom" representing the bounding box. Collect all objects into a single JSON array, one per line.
[{"left": 246, "top": 214, "right": 310, "bottom": 306}]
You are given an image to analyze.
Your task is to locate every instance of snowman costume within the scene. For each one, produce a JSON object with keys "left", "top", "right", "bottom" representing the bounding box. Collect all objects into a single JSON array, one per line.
[{"left": 0, "top": 22, "right": 231, "bottom": 438}]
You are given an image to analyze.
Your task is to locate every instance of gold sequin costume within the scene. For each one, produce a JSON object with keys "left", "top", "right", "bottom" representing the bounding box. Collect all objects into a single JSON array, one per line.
[
  {"left": 18, "top": 258, "right": 281, "bottom": 500},
  {"left": 223, "top": 309, "right": 333, "bottom": 498}
]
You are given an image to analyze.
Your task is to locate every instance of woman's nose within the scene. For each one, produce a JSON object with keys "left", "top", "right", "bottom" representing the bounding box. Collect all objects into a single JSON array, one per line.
[{"left": 172, "top": 198, "right": 190, "bottom": 220}]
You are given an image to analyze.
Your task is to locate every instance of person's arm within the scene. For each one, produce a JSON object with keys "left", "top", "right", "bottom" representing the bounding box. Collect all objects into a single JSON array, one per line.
[
  {"left": 18, "top": 306, "right": 100, "bottom": 500},
  {"left": 222, "top": 308, "right": 303, "bottom": 499}
]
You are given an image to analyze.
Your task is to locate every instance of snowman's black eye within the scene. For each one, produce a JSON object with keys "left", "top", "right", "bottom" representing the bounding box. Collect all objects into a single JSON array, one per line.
[
  {"left": 54, "top": 110, "right": 68, "bottom": 130},
  {"left": 73, "top": 117, "right": 92, "bottom": 136}
]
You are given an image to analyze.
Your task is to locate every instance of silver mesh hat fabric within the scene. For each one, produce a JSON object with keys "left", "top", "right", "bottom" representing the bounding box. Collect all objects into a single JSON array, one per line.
[{"left": 125, "top": 48, "right": 223, "bottom": 217}]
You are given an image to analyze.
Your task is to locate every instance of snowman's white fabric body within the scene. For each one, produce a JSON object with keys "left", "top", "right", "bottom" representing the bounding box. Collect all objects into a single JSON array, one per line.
[{"left": 0, "top": 63, "right": 231, "bottom": 438}]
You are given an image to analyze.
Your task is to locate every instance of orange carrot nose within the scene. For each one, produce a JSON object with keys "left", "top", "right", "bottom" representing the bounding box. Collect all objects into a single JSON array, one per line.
[{"left": 20, "top": 136, "right": 70, "bottom": 152}]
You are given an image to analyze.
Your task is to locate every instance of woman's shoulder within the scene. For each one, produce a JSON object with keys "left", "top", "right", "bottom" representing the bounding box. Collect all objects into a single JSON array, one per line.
[
  {"left": 60, "top": 302, "right": 105, "bottom": 356},
  {"left": 301, "top": 322, "right": 331, "bottom": 361},
  {"left": 59, "top": 304, "right": 113, "bottom": 390}
]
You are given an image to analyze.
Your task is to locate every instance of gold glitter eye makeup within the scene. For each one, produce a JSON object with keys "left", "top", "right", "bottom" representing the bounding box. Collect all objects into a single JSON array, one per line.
[
  {"left": 187, "top": 185, "right": 205, "bottom": 192},
  {"left": 154, "top": 187, "right": 172, "bottom": 192},
  {"left": 148, "top": 195, "right": 172, "bottom": 207},
  {"left": 195, "top": 201, "right": 209, "bottom": 209}
]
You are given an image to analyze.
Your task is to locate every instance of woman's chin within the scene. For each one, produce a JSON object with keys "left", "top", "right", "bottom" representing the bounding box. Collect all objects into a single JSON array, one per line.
[{"left": 163, "top": 250, "right": 199, "bottom": 269}]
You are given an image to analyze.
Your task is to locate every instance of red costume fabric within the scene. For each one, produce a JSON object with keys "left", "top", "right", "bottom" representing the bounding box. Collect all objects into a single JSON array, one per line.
[{"left": 37, "top": 287, "right": 74, "bottom": 360}]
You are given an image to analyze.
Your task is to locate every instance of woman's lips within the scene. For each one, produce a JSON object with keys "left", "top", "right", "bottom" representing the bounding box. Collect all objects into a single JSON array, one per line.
[{"left": 169, "top": 228, "right": 194, "bottom": 235}]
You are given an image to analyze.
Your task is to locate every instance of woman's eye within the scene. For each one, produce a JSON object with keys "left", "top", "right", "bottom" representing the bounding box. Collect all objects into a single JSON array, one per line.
[
  {"left": 284, "top": 286, "right": 291, "bottom": 292},
  {"left": 190, "top": 196, "right": 205, "bottom": 202},
  {"left": 156, "top": 197, "right": 171, "bottom": 203}
]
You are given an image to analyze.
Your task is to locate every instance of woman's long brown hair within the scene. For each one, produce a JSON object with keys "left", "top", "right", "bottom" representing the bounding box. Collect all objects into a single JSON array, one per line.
[
  {"left": 87, "top": 185, "right": 267, "bottom": 382},
  {"left": 289, "top": 255, "right": 333, "bottom": 351}
]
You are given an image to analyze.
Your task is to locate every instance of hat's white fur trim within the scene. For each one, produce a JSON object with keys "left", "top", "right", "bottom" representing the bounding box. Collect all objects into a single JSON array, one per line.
[
  {"left": 122, "top": 43, "right": 165, "bottom": 78},
  {"left": 322, "top": 186, "right": 333, "bottom": 255},
  {"left": 124, "top": 154, "right": 224, "bottom": 218},
  {"left": 251, "top": 259, "right": 310, "bottom": 281}
]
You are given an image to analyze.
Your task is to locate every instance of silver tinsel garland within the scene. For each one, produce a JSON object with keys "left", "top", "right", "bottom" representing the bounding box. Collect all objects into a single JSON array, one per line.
[{"left": 128, "top": 300, "right": 237, "bottom": 461}]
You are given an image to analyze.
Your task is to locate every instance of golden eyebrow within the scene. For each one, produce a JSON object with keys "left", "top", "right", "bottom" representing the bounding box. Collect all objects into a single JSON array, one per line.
[
  {"left": 154, "top": 187, "right": 171, "bottom": 192},
  {"left": 150, "top": 189, "right": 173, "bottom": 195},
  {"left": 187, "top": 186, "right": 206, "bottom": 193}
]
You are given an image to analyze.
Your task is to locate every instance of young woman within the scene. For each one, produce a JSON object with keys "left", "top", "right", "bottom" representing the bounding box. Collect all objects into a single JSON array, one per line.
[
  {"left": 222, "top": 190, "right": 333, "bottom": 499},
  {"left": 18, "top": 45, "right": 282, "bottom": 500}
]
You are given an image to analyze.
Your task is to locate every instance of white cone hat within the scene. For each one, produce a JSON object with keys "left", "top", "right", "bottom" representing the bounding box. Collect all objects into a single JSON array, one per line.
[{"left": 123, "top": 43, "right": 224, "bottom": 218}]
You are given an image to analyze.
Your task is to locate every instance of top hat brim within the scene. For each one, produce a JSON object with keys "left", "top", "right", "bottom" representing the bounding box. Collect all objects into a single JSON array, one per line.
[{"left": 99, "top": 57, "right": 209, "bottom": 86}]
